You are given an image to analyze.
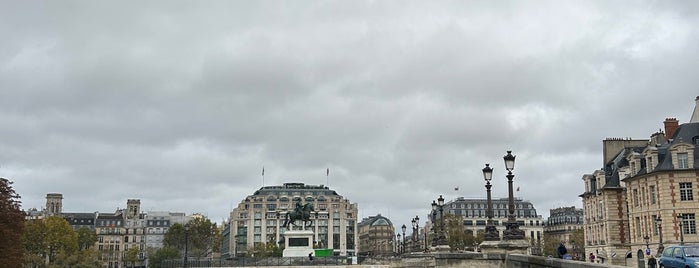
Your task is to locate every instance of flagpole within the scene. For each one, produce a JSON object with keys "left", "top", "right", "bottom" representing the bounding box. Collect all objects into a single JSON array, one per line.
[
  {"left": 326, "top": 168, "right": 329, "bottom": 187},
  {"left": 262, "top": 166, "right": 265, "bottom": 187}
]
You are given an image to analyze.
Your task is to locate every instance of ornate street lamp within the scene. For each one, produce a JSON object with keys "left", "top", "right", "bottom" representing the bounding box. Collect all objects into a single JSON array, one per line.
[
  {"left": 656, "top": 217, "right": 664, "bottom": 256},
  {"left": 401, "top": 224, "right": 407, "bottom": 254},
  {"left": 482, "top": 164, "right": 499, "bottom": 241},
  {"left": 396, "top": 233, "right": 401, "bottom": 254},
  {"left": 677, "top": 214, "right": 685, "bottom": 245},
  {"left": 503, "top": 151, "right": 525, "bottom": 240},
  {"left": 437, "top": 195, "right": 447, "bottom": 245},
  {"left": 412, "top": 215, "right": 420, "bottom": 252},
  {"left": 431, "top": 200, "right": 438, "bottom": 246}
]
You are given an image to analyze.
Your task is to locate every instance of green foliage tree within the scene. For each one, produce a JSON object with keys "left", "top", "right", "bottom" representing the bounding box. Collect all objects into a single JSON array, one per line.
[
  {"left": 22, "top": 216, "right": 79, "bottom": 266},
  {"left": 251, "top": 242, "right": 282, "bottom": 257},
  {"left": 443, "top": 214, "right": 482, "bottom": 251},
  {"left": 570, "top": 228, "right": 585, "bottom": 260},
  {"left": 23, "top": 219, "right": 48, "bottom": 267},
  {"left": 50, "top": 248, "right": 102, "bottom": 268},
  {"left": 542, "top": 233, "right": 560, "bottom": 257},
  {"left": 444, "top": 214, "right": 467, "bottom": 250},
  {"left": 125, "top": 247, "right": 140, "bottom": 268},
  {"left": 76, "top": 227, "right": 97, "bottom": 250},
  {"left": 164, "top": 217, "right": 218, "bottom": 258},
  {"left": 148, "top": 246, "right": 180, "bottom": 268},
  {"left": 0, "top": 177, "right": 24, "bottom": 267}
]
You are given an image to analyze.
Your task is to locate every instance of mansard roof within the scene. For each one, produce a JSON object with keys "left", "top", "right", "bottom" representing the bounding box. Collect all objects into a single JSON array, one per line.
[
  {"left": 653, "top": 122, "right": 699, "bottom": 172},
  {"left": 603, "top": 146, "right": 645, "bottom": 187},
  {"left": 358, "top": 214, "right": 393, "bottom": 227}
]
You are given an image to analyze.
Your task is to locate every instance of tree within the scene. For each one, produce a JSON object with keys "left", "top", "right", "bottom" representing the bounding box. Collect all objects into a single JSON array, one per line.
[
  {"left": 76, "top": 227, "right": 97, "bottom": 250},
  {"left": 444, "top": 214, "right": 468, "bottom": 250},
  {"left": 125, "top": 247, "right": 140, "bottom": 268},
  {"left": 164, "top": 217, "right": 218, "bottom": 258},
  {"left": 23, "top": 219, "right": 48, "bottom": 267},
  {"left": 570, "top": 228, "right": 585, "bottom": 260},
  {"left": 50, "top": 248, "right": 102, "bottom": 268},
  {"left": 148, "top": 246, "right": 180, "bottom": 268},
  {"left": 0, "top": 177, "right": 24, "bottom": 267},
  {"left": 251, "top": 242, "right": 282, "bottom": 257},
  {"left": 22, "top": 216, "right": 78, "bottom": 266}
]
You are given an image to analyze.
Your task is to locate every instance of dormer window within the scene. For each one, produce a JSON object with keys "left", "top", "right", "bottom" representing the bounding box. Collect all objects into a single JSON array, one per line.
[{"left": 678, "top": 153, "right": 689, "bottom": 169}]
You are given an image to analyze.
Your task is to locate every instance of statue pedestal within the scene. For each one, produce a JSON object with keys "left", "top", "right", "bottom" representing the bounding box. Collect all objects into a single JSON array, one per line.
[
  {"left": 479, "top": 239, "right": 529, "bottom": 255},
  {"left": 282, "top": 230, "right": 315, "bottom": 257}
]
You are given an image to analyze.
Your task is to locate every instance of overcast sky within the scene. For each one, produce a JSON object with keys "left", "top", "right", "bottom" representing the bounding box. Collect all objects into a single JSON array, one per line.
[{"left": 2, "top": 1, "right": 698, "bottom": 229}]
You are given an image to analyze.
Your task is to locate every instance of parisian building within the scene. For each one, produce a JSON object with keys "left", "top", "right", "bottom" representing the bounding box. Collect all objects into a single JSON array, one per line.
[
  {"left": 224, "top": 182, "right": 359, "bottom": 257},
  {"left": 357, "top": 214, "right": 395, "bottom": 256},
  {"left": 580, "top": 96, "right": 699, "bottom": 265},
  {"left": 544, "top": 206, "right": 583, "bottom": 258},
  {"left": 442, "top": 197, "right": 545, "bottom": 247},
  {"left": 26, "top": 194, "right": 189, "bottom": 268}
]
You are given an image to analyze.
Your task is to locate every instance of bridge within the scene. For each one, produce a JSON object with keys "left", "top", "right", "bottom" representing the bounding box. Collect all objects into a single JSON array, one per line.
[{"left": 164, "top": 252, "right": 629, "bottom": 268}]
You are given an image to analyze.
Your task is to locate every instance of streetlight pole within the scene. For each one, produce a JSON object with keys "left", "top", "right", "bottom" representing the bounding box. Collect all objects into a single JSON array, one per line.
[
  {"left": 431, "top": 200, "right": 438, "bottom": 246},
  {"left": 503, "top": 151, "right": 525, "bottom": 240},
  {"left": 184, "top": 225, "right": 189, "bottom": 268},
  {"left": 437, "top": 195, "right": 446, "bottom": 245},
  {"left": 401, "top": 224, "right": 406, "bottom": 254},
  {"left": 482, "top": 164, "right": 499, "bottom": 241},
  {"left": 678, "top": 214, "right": 685, "bottom": 245},
  {"left": 656, "top": 217, "right": 664, "bottom": 256},
  {"left": 412, "top": 216, "right": 420, "bottom": 252},
  {"left": 396, "top": 234, "right": 400, "bottom": 255}
]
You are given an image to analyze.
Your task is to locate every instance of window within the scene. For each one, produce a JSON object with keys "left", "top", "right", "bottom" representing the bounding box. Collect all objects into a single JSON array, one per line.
[
  {"left": 680, "top": 183, "right": 693, "bottom": 201},
  {"left": 652, "top": 215, "right": 658, "bottom": 235},
  {"left": 633, "top": 189, "right": 639, "bottom": 207},
  {"left": 678, "top": 153, "right": 689, "bottom": 169},
  {"left": 636, "top": 217, "right": 641, "bottom": 238},
  {"left": 680, "top": 214, "right": 697, "bottom": 234},
  {"left": 650, "top": 186, "right": 657, "bottom": 204}
]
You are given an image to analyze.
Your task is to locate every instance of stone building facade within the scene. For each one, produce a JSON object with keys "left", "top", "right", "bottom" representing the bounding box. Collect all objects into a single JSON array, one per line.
[
  {"left": 358, "top": 214, "right": 395, "bottom": 256},
  {"left": 580, "top": 96, "right": 699, "bottom": 265},
  {"left": 442, "top": 197, "right": 545, "bottom": 246},
  {"left": 544, "top": 206, "right": 583, "bottom": 258},
  {"left": 28, "top": 194, "right": 189, "bottom": 268},
  {"left": 225, "top": 182, "right": 359, "bottom": 257}
]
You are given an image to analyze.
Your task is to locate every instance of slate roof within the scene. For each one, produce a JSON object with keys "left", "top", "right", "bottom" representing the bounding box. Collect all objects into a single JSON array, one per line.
[{"left": 604, "top": 122, "right": 699, "bottom": 187}]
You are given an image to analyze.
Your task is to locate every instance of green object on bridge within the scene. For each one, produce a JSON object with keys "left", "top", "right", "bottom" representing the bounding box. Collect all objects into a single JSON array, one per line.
[{"left": 314, "top": 248, "right": 333, "bottom": 257}]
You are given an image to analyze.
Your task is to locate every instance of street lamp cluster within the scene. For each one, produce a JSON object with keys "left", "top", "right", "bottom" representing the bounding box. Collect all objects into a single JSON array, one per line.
[
  {"left": 431, "top": 195, "right": 447, "bottom": 247},
  {"left": 480, "top": 151, "right": 525, "bottom": 241},
  {"left": 411, "top": 216, "right": 420, "bottom": 252}
]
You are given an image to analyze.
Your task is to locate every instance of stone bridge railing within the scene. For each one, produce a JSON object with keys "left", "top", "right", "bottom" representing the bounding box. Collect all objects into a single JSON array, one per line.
[{"left": 390, "top": 252, "right": 629, "bottom": 268}]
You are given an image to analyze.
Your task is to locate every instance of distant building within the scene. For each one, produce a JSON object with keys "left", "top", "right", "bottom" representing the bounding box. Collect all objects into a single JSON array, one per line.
[
  {"left": 544, "top": 206, "right": 583, "bottom": 258},
  {"left": 27, "top": 194, "right": 189, "bottom": 268},
  {"left": 443, "top": 197, "right": 545, "bottom": 248},
  {"left": 224, "top": 182, "right": 359, "bottom": 257},
  {"left": 145, "top": 211, "right": 190, "bottom": 249},
  {"left": 580, "top": 96, "right": 699, "bottom": 265},
  {"left": 358, "top": 214, "right": 395, "bottom": 256}
]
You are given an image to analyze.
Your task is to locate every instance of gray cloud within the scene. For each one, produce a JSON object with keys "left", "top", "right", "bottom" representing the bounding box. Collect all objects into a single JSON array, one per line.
[{"left": 2, "top": 1, "right": 698, "bottom": 228}]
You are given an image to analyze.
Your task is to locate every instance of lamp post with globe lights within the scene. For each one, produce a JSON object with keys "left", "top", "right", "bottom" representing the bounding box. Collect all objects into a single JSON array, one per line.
[
  {"left": 482, "top": 164, "right": 499, "bottom": 241},
  {"left": 503, "top": 151, "right": 525, "bottom": 240}
]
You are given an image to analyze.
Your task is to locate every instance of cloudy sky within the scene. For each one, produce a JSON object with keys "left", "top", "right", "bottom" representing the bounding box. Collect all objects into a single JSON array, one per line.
[{"left": 2, "top": 1, "right": 698, "bottom": 228}]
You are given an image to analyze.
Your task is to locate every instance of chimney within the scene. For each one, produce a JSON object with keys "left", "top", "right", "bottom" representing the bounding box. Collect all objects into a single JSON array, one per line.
[
  {"left": 664, "top": 118, "right": 679, "bottom": 138},
  {"left": 691, "top": 96, "right": 699, "bottom": 123}
]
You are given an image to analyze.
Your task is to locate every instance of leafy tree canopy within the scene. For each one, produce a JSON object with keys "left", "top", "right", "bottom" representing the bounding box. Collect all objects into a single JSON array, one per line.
[
  {"left": 0, "top": 177, "right": 24, "bottom": 267},
  {"left": 164, "top": 216, "right": 219, "bottom": 258}
]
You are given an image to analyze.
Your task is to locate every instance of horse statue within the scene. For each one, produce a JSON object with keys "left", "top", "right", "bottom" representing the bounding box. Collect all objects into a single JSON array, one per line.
[{"left": 282, "top": 202, "right": 314, "bottom": 229}]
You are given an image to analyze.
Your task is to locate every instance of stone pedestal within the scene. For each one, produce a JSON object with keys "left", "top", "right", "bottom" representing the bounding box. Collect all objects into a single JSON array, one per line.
[
  {"left": 479, "top": 239, "right": 529, "bottom": 255},
  {"left": 282, "top": 230, "right": 315, "bottom": 257}
]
